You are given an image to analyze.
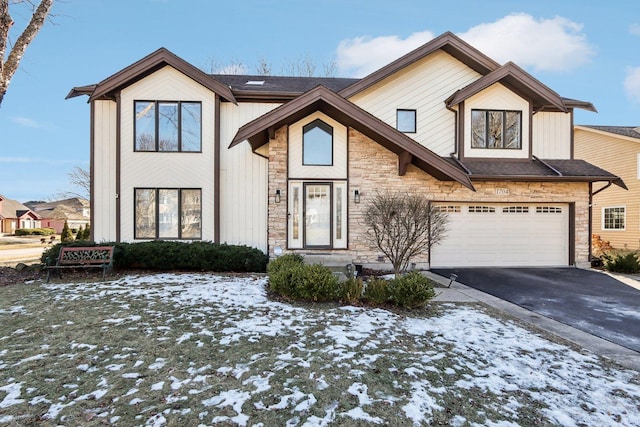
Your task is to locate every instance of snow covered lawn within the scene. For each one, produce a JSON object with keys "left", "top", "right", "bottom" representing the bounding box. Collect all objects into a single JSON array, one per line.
[{"left": 1, "top": 273, "right": 639, "bottom": 426}]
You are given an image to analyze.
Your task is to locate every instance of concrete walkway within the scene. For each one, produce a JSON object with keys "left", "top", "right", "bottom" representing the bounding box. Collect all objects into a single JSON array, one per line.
[{"left": 425, "top": 271, "right": 640, "bottom": 372}]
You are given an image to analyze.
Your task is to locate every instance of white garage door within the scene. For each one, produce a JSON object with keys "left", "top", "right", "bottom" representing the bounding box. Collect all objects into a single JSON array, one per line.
[{"left": 431, "top": 203, "right": 569, "bottom": 267}]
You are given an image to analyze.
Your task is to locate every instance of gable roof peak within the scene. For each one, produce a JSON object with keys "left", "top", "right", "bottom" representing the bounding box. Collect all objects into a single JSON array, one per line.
[
  {"left": 73, "top": 47, "right": 237, "bottom": 104},
  {"left": 339, "top": 31, "right": 500, "bottom": 99}
]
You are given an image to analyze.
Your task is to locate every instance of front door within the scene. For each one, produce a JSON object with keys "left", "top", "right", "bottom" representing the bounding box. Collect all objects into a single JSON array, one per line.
[
  {"left": 304, "top": 183, "right": 331, "bottom": 247},
  {"left": 288, "top": 181, "right": 347, "bottom": 250}
]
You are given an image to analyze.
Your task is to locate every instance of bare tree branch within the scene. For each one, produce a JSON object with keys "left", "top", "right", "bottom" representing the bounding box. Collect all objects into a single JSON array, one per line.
[
  {"left": 0, "top": 0, "right": 54, "bottom": 107},
  {"left": 364, "top": 192, "right": 448, "bottom": 276},
  {"left": 53, "top": 165, "right": 90, "bottom": 200}
]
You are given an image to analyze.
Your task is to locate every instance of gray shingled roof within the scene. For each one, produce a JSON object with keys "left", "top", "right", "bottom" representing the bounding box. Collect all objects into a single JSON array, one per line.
[
  {"left": 212, "top": 74, "right": 359, "bottom": 95},
  {"left": 0, "top": 195, "right": 41, "bottom": 219},
  {"left": 579, "top": 125, "right": 640, "bottom": 140},
  {"left": 444, "top": 158, "right": 623, "bottom": 184}
]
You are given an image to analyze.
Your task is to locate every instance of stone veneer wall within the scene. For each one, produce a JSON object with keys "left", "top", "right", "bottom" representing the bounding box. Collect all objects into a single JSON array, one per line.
[{"left": 268, "top": 126, "right": 591, "bottom": 266}]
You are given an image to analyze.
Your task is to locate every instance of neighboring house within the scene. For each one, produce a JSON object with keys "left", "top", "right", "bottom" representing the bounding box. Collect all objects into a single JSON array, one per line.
[
  {"left": 67, "top": 32, "right": 622, "bottom": 268},
  {"left": 0, "top": 194, "right": 42, "bottom": 234},
  {"left": 26, "top": 198, "right": 91, "bottom": 233},
  {"left": 575, "top": 125, "right": 640, "bottom": 251}
]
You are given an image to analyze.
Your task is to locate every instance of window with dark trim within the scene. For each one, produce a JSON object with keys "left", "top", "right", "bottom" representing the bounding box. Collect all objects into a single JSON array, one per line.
[
  {"left": 471, "top": 109, "right": 521, "bottom": 149},
  {"left": 603, "top": 206, "right": 625, "bottom": 230},
  {"left": 397, "top": 109, "right": 416, "bottom": 133},
  {"left": 303, "top": 119, "right": 333, "bottom": 165},
  {"left": 134, "top": 188, "right": 202, "bottom": 239},
  {"left": 134, "top": 101, "right": 202, "bottom": 152}
]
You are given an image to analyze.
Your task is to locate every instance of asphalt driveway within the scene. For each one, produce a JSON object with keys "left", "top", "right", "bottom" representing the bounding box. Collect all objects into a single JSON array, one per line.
[{"left": 431, "top": 267, "right": 640, "bottom": 353}]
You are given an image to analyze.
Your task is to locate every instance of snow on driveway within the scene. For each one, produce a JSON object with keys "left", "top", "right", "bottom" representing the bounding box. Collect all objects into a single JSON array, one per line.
[{"left": 0, "top": 273, "right": 639, "bottom": 426}]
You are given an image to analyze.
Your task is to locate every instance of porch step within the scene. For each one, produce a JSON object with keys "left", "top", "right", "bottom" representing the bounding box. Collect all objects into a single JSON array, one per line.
[{"left": 301, "top": 253, "right": 354, "bottom": 268}]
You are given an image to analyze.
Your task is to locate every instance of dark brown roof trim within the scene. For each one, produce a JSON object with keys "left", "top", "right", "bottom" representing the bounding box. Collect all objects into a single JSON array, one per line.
[
  {"left": 469, "top": 174, "right": 626, "bottom": 189},
  {"left": 446, "top": 62, "right": 567, "bottom": 112},
  {"left": 65, "top": 84, "right": 97, "bottom": 100},
  {"left": 230, "top": 85, "right": 475, "bottom": 190},
  {"left": 86, "top": 48, "right": 237, "bottom": 104},
  {"left": 339, "top": 32, "right": 500, "bottom": 99},
  {"left": 563, "top": 98, "right": 597, "bottom": 112}
]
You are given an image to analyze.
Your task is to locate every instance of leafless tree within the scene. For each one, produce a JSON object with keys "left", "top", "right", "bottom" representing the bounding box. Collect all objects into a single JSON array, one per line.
[
  {"left": 206, "top": 54, "right": 337, "bottom": 77},
  {"left": 364, "top": 192, "right": 448, "bottom": 276},
  {"left": 53, "top": 165, "right": 90, "bottom": 200},
  {"left": 0, "top": 0, "right": 54, "bottom": 107}
]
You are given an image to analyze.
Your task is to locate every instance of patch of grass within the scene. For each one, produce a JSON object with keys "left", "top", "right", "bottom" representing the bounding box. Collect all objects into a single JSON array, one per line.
[{"left": 0, "top": 275, "right": 638, "bottom": 426}]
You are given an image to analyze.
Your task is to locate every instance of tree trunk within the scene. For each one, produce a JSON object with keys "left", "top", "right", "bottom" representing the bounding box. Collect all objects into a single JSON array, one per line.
[{"left": 0, "top": 0, "right": 54, "bottom": 108}]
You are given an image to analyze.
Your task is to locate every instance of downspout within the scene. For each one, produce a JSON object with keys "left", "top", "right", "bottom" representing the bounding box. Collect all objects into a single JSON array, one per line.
[
  {"left": 589, "top": 180, "right": 613, "bottom": 261},
  {"left": 446, "top": 104, "right": 459, "bottom": 159}
]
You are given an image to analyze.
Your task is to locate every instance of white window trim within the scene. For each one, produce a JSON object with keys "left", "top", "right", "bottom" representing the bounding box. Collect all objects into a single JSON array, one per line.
[{"left": 602, "top": 206, "right": 626, "bottom": 231}]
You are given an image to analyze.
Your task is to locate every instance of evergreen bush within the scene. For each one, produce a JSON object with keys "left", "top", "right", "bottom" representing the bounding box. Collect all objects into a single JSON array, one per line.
[
  {"left": 338, "top": 277, "right": 364, "bottom": 304},
  {"left": 15, "top": 227, "right": 55, "bottom": 236},
  {"left": 362, "top": 277, "right": 391, "bottom": 305},
  {"left": 388, "top": 271, "right": 436, "bottom": 309},
  {"left": 602, "top": 251, "right": 640, "bottom": 274},
  {"left": 60, "top": 221, "right": 74, "bottom": 242},
  {"left": 41, "top": 240, "right": 268, "bottom": 273}
]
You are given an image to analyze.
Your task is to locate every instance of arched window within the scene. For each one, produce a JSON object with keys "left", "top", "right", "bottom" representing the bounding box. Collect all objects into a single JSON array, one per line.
[{"left": 303, "top": 119, "right": 333, "bottom": 165}]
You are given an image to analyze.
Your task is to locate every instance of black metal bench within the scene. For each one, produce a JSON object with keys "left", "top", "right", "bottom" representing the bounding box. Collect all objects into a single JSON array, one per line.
[{"left": 44, "top": 246, "right": 114, "bottom": 282}]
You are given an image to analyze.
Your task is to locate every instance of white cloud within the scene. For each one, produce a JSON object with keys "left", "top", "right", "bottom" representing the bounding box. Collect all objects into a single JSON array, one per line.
[
  {"left": 458, "top": 13, "right": 594, "bottom": 73},
  {"left": 336, "top": 30, "right": 435, "bottom": 77},
  {"left": 624, "top": 66, "right": 640, "bottom": 103},
  {"left": 630, "top": 23, "right": 640, "bottom": 36},
  {"left": 11, "top": 116, "right": 43, "bottom": 129},
  {"left": 335, "top": 14, "right": 594, "bottom": 77}
]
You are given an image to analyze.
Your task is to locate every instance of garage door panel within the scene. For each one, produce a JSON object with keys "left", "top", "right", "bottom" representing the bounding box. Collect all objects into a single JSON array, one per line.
[{"left": 431, "top": 203, "right": 568, "bottom": 267}]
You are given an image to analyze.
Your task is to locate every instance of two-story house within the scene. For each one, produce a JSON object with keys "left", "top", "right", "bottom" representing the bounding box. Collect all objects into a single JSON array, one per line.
[
  {"left": 67, "top": 32, "right": 622, "bottom": 268},
  {"left": 575, "top": 125, "right": 640, "bottom": 251}
]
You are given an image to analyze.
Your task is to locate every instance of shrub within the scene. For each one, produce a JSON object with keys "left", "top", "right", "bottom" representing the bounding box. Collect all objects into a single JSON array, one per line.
[
  {"left": 338, "top": 277, "right": 364, "bottom": 304},
  {"left": 602, "top": 251, "right": 640, "bottom": 274},
  {"left": 268, "top": 258, "right": 341, "bottom": 302},
  {"left": 82, "top": 225, "right": 91, "bottom": 240},
  {"left": 267, "top": 253, "right": 305, "bottom": 274},
  {"left": 14, "top": 227, "right": 55, "bottom": 236},
  {"left": 41, "top": 240, "right": 268, "bottom": 273},
  {"left": 388, "top": 271, "right": 436, "bottom": 309},
  {"left": 61, "top": 221, "right": 74, "bottom": 242},
  {"left": 363, "top": 277, "right": 391, "bottom": 305},
  {"left": 76, "top": 225, "right": 84, "bottom": 241}
]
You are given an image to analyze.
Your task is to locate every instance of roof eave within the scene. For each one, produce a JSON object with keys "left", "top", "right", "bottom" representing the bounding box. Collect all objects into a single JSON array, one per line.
[
  {"left": 86, "top": 48, "right": 237, "bottom": 104},
  {"left": 339, "top": 32, "right": 500, "bottom": 99}
]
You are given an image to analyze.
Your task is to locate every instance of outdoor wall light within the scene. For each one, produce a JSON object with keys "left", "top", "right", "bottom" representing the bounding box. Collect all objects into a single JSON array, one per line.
[
  {"left": 354, "top": 189, "right": 360, "bottom": 204},
  {"left": 275, "top": 189, "right": 281, "bottom": 203}
]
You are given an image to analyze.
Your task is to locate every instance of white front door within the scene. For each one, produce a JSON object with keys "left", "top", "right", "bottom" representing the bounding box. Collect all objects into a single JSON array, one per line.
[{"left": 288, "top": 181, "right": 347, "bottom": 249}]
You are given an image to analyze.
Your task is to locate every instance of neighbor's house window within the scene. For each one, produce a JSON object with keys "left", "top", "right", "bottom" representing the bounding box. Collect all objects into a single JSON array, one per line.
[
  {"left": 397, "top": 109, "right": 416, "bottom": 133},
  {"left": 471, "top": 109, "right": 521, "bottom": 149},
  {"left": 135, "top": 188, "right": 201, "bottom": 239},
  {"left": 134, "top": 101, "right": 202, "bottom": 152},
  {"left": 603, "top": 206, "right": 625, "bottom": 230},
  {"left": 303, "top": 119, "right": 333, "bottom": 165}
]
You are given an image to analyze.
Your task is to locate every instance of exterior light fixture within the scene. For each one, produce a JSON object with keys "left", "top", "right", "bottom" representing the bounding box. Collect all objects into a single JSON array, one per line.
[
  {"left": 275, "top": 189, "right": 281, "bottom": 203},
  {"left": 354, "top": 189, "right": 360, "bottom": 204}
]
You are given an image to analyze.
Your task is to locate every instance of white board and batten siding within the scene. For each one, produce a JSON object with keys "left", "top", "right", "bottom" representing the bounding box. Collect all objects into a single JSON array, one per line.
[
  {"left": 92, "top": 100, "right": 118, "bottom": 242},
  {"left": 349, "top": 50, "right": 481, "bottom": 156},
  {"left": 219, "top": 102, "right": 280, "bottom": 252},
  {"left": 119, "top": 66, "right": 217, "bottom": 242},
  {"left": 431, "top": 202, "right": 569, "bottom": 267},
  {"left": 532, "top": 112, "right": 572, "bottom": 159}
]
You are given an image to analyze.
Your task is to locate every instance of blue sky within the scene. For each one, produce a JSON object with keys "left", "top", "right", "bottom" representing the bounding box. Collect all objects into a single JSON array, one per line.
[{"left": 2, "top": 0, "right": 640, "bottom": 202}]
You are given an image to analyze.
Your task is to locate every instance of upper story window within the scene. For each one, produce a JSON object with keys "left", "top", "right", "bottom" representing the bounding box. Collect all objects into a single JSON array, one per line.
[
  {"left": 303, "top": 119, "right": 333, "bottom": 166},
  {"left": 135, "top": 101, "right": 202, "bottom": 152},
  {"left": 397, "top": 109, "right": 416, "bottom": 133},
  {"left": 471, "top": 109, "right": 521, "bottom": 149}
]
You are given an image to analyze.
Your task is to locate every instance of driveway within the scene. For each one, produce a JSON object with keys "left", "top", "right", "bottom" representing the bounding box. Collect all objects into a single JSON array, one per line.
[{"left": 431, "top": 267, "right": 640, "bottom": 353}]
